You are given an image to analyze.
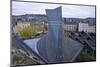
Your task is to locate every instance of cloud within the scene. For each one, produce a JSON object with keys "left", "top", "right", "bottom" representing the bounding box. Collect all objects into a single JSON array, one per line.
[{"left": 12, "top": 1, "right": 95, "bottom": 18}]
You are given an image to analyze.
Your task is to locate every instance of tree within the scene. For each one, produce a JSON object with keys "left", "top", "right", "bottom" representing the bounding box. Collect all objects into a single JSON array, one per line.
[{"left": 18, "top": 26, "right": 38, "bottom": 39}]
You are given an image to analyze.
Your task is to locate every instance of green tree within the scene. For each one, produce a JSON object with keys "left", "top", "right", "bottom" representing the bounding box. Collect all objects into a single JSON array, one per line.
[{"left": 18, "top": 26, "right": 38, "bottom": 39}]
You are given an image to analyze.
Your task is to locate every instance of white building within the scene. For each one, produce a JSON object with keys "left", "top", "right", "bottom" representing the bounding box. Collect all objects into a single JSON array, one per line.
[
  {"left": 78, "top": 22, "right": 88, "bottom": 32},
  {"left": 78, "top": 22, "right": 95, "bottom": 33},
  {"left": 17, "top": 21, "right": 31, "bottom": 29}
]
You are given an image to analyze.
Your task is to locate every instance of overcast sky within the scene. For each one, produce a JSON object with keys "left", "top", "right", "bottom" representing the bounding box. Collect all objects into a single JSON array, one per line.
[{"left": 12, "top": 1, "right": 96, "bottom": 18}]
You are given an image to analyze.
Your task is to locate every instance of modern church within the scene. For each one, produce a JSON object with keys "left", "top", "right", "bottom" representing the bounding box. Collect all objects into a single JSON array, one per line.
[{"left": 37, "top": 6, "right": 83, "bottom": 63}]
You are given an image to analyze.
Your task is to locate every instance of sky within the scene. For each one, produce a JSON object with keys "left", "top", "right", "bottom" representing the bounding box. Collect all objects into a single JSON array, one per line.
[{"left": 12, "top": 1, "right": 96, "bottom": 18}]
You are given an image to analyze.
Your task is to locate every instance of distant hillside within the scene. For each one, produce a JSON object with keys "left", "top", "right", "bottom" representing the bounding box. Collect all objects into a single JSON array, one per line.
[
  {"left": 63, "top": 17, "right": 96, "bottom": 25},
  {"left": 12, "top": 14, "right": 47, "bottom": 23},
  {"left": 12, "top": 14, "right": 96, "bottom": 26}
]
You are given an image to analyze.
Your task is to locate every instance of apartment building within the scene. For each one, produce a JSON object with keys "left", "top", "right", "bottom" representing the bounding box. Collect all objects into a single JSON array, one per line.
[
  {"left": 64, "top": 23, "right": 77, "bottom": 32},
  {"left": 78, "top": 22, "right": 95, "bottom": 33}
]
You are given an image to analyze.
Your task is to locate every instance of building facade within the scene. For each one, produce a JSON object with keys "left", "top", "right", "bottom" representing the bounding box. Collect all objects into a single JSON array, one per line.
[
  {"left": 78, "top": 22, "right": 95, "bottom": 33},
  {"left": 64, "top": 24, "right": 77, "bottom": 32},
  {"left": 78, "top": 22, "right": 88, "bottom": 32},
  {"left": 87, "top": 25, "right": 95, "bottom": 33}
]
